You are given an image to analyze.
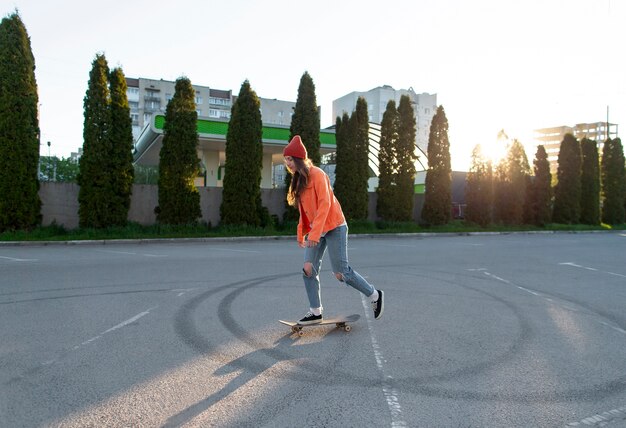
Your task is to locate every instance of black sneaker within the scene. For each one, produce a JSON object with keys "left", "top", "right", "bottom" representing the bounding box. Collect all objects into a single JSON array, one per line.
[
  {"left": 298, "top": 312, "right": 322, "bottom": 325},
  {"left": 372, "top": 289, "right": 384, "bottom": 320}
]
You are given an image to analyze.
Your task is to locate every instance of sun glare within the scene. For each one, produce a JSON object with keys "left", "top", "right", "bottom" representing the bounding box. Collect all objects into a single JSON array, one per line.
[{"left": 482, "top": 136, "right": 508, "bottom": 165}]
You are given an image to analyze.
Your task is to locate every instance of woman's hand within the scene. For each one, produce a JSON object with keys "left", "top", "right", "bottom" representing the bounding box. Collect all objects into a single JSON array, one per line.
[{"left": 306, "top": 240, "right": 318, "bottom": 248}]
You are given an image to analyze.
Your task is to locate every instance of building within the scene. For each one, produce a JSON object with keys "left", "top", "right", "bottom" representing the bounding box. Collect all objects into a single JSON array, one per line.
[
  {"left": 126, "top": 77, "right": 233, "bottom": 143},
  {"left": 129, "top": 77, "right": 332, "bottom": 189},
  {"left": 534, "top": 122, "right": 619, "bottom": 172},
  {"left": 133, "top": 114, "right": 337, "bottom": 189},
  {"left": 126, "top": 77, "right": 300, "bottom": 143},
  {"left": 332, "top": 85, "right": 437, "bottom": 169}
]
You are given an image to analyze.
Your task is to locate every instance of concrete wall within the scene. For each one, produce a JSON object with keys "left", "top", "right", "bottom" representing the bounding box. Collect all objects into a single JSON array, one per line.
[
  {"left": 38, "top": 182, "right": 425, "bottom": 229},
  {"left": 39, "top": 182, "right": 80, "bottom": 229},
  {"left": 128, "top": 184, "right": 159, "bottom": 225}
]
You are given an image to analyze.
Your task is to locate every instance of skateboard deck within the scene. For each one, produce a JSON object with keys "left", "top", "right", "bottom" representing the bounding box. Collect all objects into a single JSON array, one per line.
[{"left": 279, "top": 314, "right": 360, "bottom": 336}]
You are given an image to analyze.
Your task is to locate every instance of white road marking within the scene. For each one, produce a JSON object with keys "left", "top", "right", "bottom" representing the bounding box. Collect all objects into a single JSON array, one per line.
[
  {"left": 567, "top": 405, "right": 626, "bottom": 426},
  {"left": 516, "top": 285, "right": 540, "bottom": 296},
  {"left": 483, "top": 271, "right": 512, "bottom": 285},
  {"left": 69, "top": 306, "right": 158, "bottom": 354},
  {"left": 96, "top": 249, "right": 167, "bottom": 258},
  {"left": 81, "top": 335, "right": 102, "bottom": 345},
  {"left": 47, "top": 306, "right": 159, "bottom": 367},
  {"left": 103, "top": 306, "right": 158, "bottom": 334},
  {"left": 96, "top": 250, "right": 137, "bottom": 255},
  {"left": 607, "top": 271, "right": 626, "bottom": 278},
  {"left": 560, "top": 262, "right": 626, "bottom": 278},
  {"left": 361, "top": 295, "right": 406, "bottom": 428},
  {"left": 0, "top": 256, "right": 38, "bottom": 262},
  {"left": 172, "top": 288, "right": 196, "bottom": 297},
  {"left": 483, "top": 269, "right": 626, "bottom": 336},
  {"left": 211, "top": 248, "right": 260, "bottom": 253}
]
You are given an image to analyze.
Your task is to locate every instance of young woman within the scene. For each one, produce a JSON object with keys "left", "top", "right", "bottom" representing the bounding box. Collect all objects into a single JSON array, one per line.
[{"left": 283, "top": 135, "right": 384, "bottom": 324}]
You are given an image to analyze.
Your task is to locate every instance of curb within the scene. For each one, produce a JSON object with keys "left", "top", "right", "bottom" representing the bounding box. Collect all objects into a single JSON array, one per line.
[{"left": 0, "top": 229, "right": 620, "bottom": 247}]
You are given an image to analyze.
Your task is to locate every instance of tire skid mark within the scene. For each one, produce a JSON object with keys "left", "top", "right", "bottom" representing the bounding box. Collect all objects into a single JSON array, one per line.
[{"left": 175, "top": 269, "right": 626, "bottom": 403}]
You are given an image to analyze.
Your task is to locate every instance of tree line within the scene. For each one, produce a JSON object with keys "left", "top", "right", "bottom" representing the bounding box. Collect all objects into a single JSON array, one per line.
[
  {"left": 465, "top": 134, "right": 626, "bottom": 227},
  {"left": 1, "top": 11, "right": 624, "bottom": 233}
]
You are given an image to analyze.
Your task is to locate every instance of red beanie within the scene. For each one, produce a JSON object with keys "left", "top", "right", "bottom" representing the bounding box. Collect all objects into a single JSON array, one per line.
[{"left": 283, "top": 135, "right": 307, "bottom": 159}]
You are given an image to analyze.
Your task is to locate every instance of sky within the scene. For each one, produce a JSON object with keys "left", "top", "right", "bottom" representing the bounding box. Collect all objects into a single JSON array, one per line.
[{"left": 6, "top": 0, "right": 625, "bottom": 171}]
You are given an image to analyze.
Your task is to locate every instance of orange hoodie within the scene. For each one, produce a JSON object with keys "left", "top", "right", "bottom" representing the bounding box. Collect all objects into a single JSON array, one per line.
[{"left": 297, "top": 166, "right": 346, "bottom": 244}]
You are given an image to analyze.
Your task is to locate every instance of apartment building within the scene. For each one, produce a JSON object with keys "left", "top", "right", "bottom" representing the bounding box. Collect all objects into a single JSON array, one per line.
[
  {"left": 126, "top": 77, "right": 233, "bottom": 142},
  {"left": 534, "top": 122, "right": 619, "bottom": 172},
  {"left": 126, "top": 77, "right": 297, "bottom": 142},
  {"left": 332, "top": 85, "right": 437, "bottom": 169}
]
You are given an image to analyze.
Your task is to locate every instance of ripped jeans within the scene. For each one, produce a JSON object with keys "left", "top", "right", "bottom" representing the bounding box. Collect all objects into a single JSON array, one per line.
[{"left": 302, "top": 224, "right": 376, "bottom": 310}]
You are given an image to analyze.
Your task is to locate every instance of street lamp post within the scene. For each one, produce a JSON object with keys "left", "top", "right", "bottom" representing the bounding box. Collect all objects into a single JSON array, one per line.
[{"left": 47, "top": 141, "right": 51, "bottom": 181}]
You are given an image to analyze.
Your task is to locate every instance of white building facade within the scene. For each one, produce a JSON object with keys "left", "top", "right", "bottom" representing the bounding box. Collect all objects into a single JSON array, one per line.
[
  {"left": 332, "top": 85, "right": 437, "bottom": 169},
  {"left": 534, "top": 122, "right": 619, "bottom": 172}
]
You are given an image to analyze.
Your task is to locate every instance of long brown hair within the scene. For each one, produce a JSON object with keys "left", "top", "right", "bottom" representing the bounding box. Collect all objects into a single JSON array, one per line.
[{"left": 286, "top": 157, "right": 312, "bottom": 206}]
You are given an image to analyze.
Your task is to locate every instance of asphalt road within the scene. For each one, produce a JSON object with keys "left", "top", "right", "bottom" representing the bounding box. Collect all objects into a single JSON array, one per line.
[{"left": 1, "top": 232, "right": 626, "bottom": 427}]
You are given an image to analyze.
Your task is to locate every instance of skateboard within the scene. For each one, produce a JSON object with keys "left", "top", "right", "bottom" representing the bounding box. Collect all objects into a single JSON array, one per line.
[{"left": 279, "top": 314, "right": 360, "bottom": 336}]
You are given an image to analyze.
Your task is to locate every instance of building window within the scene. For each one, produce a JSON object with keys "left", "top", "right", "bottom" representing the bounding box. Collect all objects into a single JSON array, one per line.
[
  {"left": 196, "top": 96, "right": 203, "bottom": 105},
  {"left": 209, "top": 97, "right": 231, "bottom": 106},
  {"left": 209, "top": 109, "right": 219, "bottom": 118}
]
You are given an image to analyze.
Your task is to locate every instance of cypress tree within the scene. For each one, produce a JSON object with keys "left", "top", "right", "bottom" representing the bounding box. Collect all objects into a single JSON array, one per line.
[
  {"left": 601, "top": 138, "right": 625, "bottom": 224},
  {"left": 108, "top": 67, "right": 134, "bottom": 226},
  {"left": 501, "top": 139, "right": 530, "bottom": 225},
  {"left": 492, "top": 160, "right": 508, "bottom": 224},
  {"left": 333, "top": 112, "right": 351, "bottom": 210},
  {"left": 352, "top": 96, "right": 370, "bottom": 220},
  {"left": 376, "top": 100, "right": 399, "bottom": 221},
  {"left": 290, "top": 71, "right": 321, "bottom": 165},
  {"left": 552, "top": 133, "right": 581, "bottom": 224},
  {"left": 78, "top": 54, "right": 112, "bottom": 228},
  {"left": 396, "top": 95, "right": 418, "bottom": 222},
  {"left": 421, "top": 105, "right": 451, "bottom": 225},
  {"left": 156, "top": 76, "right": 201, "bottom": 224},
  {"left": 283, "top": 71, "right": 321, "bottom": 222},
  {"left": 529, "top": 145, "right": 552, "bottom": 226},
  {"left": 334, "top": 99, "right": 369, "bottom": 221},
  {"left": 220, "top": 80, "right": 265, "bottom": 226},
  {"left": 0, "top": 12, "right": 41, "bottom": 232},
  {"left": 465, "top": 145, "right": 493, "bottom": 227},
  {"left": 579, "top": 138, "right": 600, "bottom": 225}
]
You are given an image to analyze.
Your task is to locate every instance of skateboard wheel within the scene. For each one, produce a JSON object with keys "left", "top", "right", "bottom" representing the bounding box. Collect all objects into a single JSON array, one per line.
[
  {"left": 344, "top": 325, "right": 351, "bottom": 332},
  {"left": 298, "top": 330, "right": 304, "bottom": 337},
  {"left": 291, "top": 326, "right": 298, "bottom": 333}
]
